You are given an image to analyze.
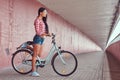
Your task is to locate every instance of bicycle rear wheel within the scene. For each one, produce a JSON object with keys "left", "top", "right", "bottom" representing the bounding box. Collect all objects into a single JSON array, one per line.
[
  {"left": 52, "top": 50, "right": 78, "bottom": 76},
  {"left": 11, "top": 49, "right": 32, "bottom": 74}
]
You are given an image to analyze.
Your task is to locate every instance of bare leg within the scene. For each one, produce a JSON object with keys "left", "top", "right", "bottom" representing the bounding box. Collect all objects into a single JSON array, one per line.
[
  {"left": 32, "top": 44, "right": 41, "bottom": 72},
  {"left": 38, "top": 45, "right": 43, "bottom": 57}
]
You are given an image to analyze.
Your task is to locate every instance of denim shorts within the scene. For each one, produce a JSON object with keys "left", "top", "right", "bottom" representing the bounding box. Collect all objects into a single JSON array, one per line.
[{"left": 33, "top": 35, "right": 45, "bottom": 45}]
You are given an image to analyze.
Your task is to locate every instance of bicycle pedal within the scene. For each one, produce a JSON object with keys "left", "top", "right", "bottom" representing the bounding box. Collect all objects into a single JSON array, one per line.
[
  {"left": 39, "top": 65, "right": 45, "bottom": 68},
  {"left": 39, "top": 61, "right": 46, "bottom": 68}
]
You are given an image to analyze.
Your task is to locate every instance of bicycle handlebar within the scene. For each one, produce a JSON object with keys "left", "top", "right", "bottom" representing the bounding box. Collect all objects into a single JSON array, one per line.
[
  {"left": 46, "top": 33, "right": 56, "bottom": 43},
  {"left": 51, "top": 33, "right": 55, "bottom": 39}
]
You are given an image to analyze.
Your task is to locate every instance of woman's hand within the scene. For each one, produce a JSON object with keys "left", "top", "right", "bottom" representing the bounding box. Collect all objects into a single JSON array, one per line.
[
  {"left": 40, "top": 33, "right": 51, "bottom": 37},
  {"left": 40, "top": 33, "right": 46, "bottom": 37},
  {"left": 46, "top": 33, "right": 51, "bottom": 37}
]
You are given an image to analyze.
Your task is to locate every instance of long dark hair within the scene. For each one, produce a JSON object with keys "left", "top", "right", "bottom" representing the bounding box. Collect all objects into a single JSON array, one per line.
[{"left": 38, "top": 7, "right": 49, "bottom": 34}]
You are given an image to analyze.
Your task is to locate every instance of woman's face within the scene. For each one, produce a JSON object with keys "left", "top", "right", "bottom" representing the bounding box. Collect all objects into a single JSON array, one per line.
[{"left": 41, "top": 10, "right": 47, "bottom": 17}]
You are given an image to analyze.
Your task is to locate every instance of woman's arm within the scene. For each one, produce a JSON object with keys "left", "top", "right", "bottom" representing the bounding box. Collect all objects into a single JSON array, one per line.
[{"left": 34, "top": 19, "right": 41, "bottom": 36}]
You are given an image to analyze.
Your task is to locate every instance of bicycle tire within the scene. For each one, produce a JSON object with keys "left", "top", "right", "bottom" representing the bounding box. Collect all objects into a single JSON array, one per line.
[
  {"left": 51, "top": 50, "right": 78, "bottom": 76},
  {"left": 11, "top": 49, "right": 32, "bottom": 74}
]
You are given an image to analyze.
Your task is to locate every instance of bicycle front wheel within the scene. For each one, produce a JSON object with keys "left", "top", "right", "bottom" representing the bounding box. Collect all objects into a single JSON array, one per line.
[
  {"left": 52, "top": 51, "right": 78, "bottom": 76},
  {"left": 11, "top": 49, "right": 32, "bottom": 74}
]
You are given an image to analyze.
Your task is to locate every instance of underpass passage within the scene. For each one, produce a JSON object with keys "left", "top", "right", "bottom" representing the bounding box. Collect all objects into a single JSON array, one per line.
[{"left": 0, "top": 51, "right": 104, "bottom": 80}]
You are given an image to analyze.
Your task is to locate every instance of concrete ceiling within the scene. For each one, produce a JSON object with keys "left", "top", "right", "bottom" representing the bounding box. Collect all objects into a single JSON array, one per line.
[{"left": 38, "top": 0, "right": 119, "bottom": 49}]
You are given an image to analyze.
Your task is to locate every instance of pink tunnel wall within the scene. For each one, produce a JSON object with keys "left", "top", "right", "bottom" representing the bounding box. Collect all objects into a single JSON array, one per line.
[
  {"left": 106, "top": 41, "right": 120, "bottom": 61},
  {"left": 0, "top": 0, "right": 101, "bottom": 70}
]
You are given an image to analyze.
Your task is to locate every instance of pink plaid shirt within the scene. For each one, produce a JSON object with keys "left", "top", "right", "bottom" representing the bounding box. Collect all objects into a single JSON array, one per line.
[{"left": 34, "top": 17, "right": 46, "bottom": 36}]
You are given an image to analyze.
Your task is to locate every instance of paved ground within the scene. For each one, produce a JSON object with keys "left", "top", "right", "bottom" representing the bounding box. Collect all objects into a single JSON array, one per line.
[{"left": 0, "top": 51, "right": 104, "bottom": 80}]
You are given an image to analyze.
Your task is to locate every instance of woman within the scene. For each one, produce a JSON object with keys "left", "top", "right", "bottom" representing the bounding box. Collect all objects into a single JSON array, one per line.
[{"left": 31, "top": 7, "right": 50, "bottom": 77}]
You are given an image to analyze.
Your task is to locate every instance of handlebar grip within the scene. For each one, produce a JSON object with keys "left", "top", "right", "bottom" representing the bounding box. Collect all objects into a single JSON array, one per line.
[{"left": 51, "top": 33, "right": 55, "bottom": 37}]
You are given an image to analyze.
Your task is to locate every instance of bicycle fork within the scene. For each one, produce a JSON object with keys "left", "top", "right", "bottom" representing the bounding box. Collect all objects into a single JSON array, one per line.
[{"left": 55, "top": 45, "right": 66, "bottom": 65}]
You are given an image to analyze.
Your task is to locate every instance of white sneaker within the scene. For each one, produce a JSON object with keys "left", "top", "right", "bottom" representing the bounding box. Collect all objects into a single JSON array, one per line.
[{"left": 31, "top": 71, "right": 40, "bottom": 77}]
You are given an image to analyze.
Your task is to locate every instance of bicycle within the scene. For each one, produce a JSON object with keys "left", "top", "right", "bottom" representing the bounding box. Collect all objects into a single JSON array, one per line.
[{"left": 11, "top": 33, "right": 78, "bottom": 76}]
